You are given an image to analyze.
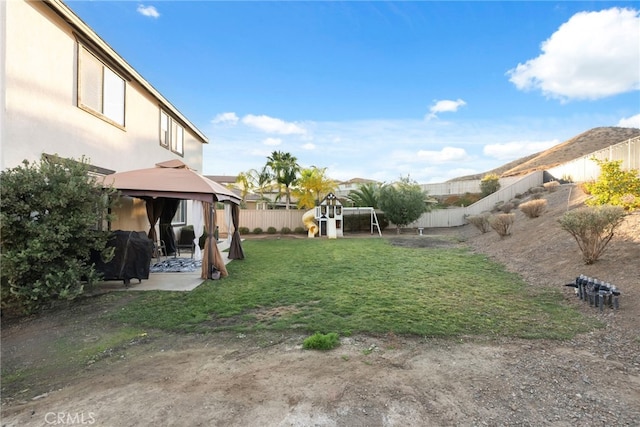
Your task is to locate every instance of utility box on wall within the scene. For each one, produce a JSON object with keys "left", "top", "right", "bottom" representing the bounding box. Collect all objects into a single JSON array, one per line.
[{"left": 316, "top": 193, "right": 343, "bottom": 239}]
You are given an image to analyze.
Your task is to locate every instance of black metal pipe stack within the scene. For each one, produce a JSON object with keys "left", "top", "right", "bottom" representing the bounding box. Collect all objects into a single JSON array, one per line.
[{"left": 567, "top": 274, "right": 620, "bottom": 310}]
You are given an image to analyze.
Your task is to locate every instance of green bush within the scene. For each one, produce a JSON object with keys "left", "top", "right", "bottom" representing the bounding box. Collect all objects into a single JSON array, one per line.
[
  {"left": 519, "top": 199, "right": 547, "bottom": 218},
  {"left": 280, "top": 227, "right": 292, "bottom": 234},
  {"left": 253, "top": 227, "right": 263, "bottom": 235},
  {"left": 559, "top": 205, "right": 626, "bottom": 264},
  {"left": 238, "top": 227, "right": 250, "bottom": 235},
  {"left": 303, "top": 332, "right": 340, "bottom": 350},
  {"left": 293, "top": 226, "right": 306, "bottom": 234},
  {"left": 488, "top": 213, "right": 515, "bottom": 238},
  {"left": 480, "top": 174, "right": 501, "bottom": 197},
  {"left": 584, "top": 158, "right": 640, "bottom": 211},
  {"left": 0, "top": 155, "right": 117, "bottom": 314},
  {"left": 266, "top": 226, "right": 277, "bottom": 234}
]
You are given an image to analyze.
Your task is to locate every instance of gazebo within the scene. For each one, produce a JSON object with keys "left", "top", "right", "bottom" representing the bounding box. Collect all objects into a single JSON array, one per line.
[{"left": 102, "top": 160, "right": 244, "bottom": 279}]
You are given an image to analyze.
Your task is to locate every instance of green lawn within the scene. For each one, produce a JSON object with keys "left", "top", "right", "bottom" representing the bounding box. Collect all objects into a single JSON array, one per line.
[{"left": 112, "top": 238, "right": 598, "bottom": 339}]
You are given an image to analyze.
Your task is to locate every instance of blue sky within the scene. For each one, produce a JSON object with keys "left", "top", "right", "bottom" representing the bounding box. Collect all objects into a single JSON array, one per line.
[{"left": 67, "top": 1, "right": 640, "bottom": 183}]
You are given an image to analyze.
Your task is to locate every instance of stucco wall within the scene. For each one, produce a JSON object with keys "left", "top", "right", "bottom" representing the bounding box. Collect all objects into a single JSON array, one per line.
[{"left": 2, "top": 0, "right": 203, "bottom": 174}]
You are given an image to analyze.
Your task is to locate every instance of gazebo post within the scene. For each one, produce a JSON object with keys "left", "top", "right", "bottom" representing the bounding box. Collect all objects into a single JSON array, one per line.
[{"left": 208, "top": 203, "right": 214, "bottom": 279}]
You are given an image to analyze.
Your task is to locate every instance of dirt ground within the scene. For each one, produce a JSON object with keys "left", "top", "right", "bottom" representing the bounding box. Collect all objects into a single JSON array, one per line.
[{"left": 2, "top": 184, "right": 639, "bottom": 426}]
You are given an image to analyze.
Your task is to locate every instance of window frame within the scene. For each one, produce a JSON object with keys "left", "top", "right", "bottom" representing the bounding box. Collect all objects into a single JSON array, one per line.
[
  {"left": 159, "top": 108, "right": 184, "bottom": 156},
  {"left": 77, "top": 45, "right": 126, "bottom": 128}
]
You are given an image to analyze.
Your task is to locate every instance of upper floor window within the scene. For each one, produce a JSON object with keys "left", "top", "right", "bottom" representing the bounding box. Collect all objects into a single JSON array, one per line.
[
  {"left": 78, "top": 45, "right": 125, "bottom": 127},
  {"left": 159, "top": 109, "right": 184, "bottom": 156}
]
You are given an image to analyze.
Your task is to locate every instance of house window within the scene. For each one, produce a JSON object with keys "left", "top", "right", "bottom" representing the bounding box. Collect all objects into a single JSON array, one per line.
[
  {"left": 159, "top": 109, "right": 184, "bottom": 156},
  {"left": 78, "top": 46, "right": 125, "bottom": 126},
  {"left": 172, "top": 200, "right": 187, "bottom": 226},
  {"left": 160, "top": 111, "right": 169, "bottom": 147}
]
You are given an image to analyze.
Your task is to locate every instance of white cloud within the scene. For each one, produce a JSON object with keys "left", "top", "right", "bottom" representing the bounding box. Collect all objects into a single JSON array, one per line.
[
  {"left": 302, "top": 143, "right": 316, "bottom": 150},
  {"left": 136, "top": 4, "right": 160, "bottom": 18},
  {"left": 242, "top": 114, "right": 307, "bottom": 135},
  {"left": 263, "top": 137, "right": 282, "bottom": 146},
  {"left": 617, "top": 113, "right": 640, "bottom": 128},
  {"left": 211, "top": 112, "right": 239, "bottom": 125},
  {"left": 426, "top": 99, "right": 467, "bottom": 120},
  {"left": 483, "top": 139, "right": 560, "bottom": 161},
  {"left": 507, "top": 7, "right": 640, "bottom": 101},
  {"left": 417, "top": 146, "right": 469, "bottom": 163}
]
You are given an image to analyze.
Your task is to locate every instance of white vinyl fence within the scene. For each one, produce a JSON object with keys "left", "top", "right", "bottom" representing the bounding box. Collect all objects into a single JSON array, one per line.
[
  {"left": 547, "top": 136, "right": 639, "bottom": 183},
  {"left": 406, "top": 171, "right": 545, "bottom": 229}
]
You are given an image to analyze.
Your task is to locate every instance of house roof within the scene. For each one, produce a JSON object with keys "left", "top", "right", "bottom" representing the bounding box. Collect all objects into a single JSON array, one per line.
[{"left": 43, "top": 0, "right": 208, "bottom": 145}]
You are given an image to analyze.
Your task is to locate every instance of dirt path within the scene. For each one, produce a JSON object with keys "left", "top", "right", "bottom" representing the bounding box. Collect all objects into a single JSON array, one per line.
[{"left": 2, "top": 185, "right": 639, "bottom": 426}]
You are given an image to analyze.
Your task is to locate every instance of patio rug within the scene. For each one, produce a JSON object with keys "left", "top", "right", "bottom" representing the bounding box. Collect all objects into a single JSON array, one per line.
[{"left": 150, "top": 257, "right": 202, "bottom": 273}]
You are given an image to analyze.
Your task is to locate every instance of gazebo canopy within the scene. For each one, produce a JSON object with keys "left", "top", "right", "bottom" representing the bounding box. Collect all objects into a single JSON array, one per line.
[
  {"left": 101, "top": 159, "right": 240, "bottom": 204},
  {"left": 101, "top": 159, "right": 244, "bottom": 280}
]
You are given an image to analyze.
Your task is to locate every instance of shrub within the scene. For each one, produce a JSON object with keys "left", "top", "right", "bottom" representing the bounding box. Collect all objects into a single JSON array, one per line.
[
  {"left": 303, "top": 332, "right": 340, "bottom": 350},
  {"left": 559, "top": 205, "right": 626, "bottom": 264},
  {"left": 530, "top": 192, "right": 543, "bottom": 200},
  {"left": 294, "top": 226, "right": 306, "bottom": 234},
  {"left": 529, "top": 186, "right": 545, "bottom": 195},
  {"left": 238, "top": 227, "right": 250, "bottom": 235},
  {"left": 584, "top": 158, "right": 640, "bottom": 211},
  {"left": 0, "top": 155, "right": 117, "bottom": 314},
  {"left": 480, "top": 174, "right": 501, "bottom": 197},
  {"left": 266, "top": 226, "right": 277, "bottom": 234},
  {"left": 544, "top": 181, "right": 560, "bottom": 192},
  {"left": 280, "top": 227, "right": 292, "bottom": 234},
  {"left": 466, "top": 212, "right": 491, "bottom": 233},
  {"left": 253, "top": 227, "right": 263, "bottom": 235},
  {"left": 500, "top": 202, "right": 515, "bottom": 213},
  {"left": 488, "top": 213, "right": 515, "bottom": 238},
  {"left": 519, "top": 199, "right": 547, "bottom": 218}
]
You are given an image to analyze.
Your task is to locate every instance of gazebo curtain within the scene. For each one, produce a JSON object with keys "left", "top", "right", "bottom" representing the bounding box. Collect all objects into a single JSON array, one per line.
[
  {"left": 192, "top": 200, "right": 204, "bottom": 261},
  {"left": 200, "top": 202, "right": 228, "bottom": 279},
  {"left": 144, "top": 198, "right": 165, "bottom": 242},
  {"left": 228, "top": 204, "right": 245, "bottom": 260},
  {"left": 159, "top": 198, "right": 180, "bottom": 255}
]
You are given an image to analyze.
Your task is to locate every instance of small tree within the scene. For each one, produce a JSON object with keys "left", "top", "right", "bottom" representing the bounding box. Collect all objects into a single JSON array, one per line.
[
  {"left": 584, "top": 158, "right": 640, "bottom": 211},
  {"left": 379, "top": 176, "right": 430, "bottom": 234},
  {"left": 1, "top": 155, "right": 117, "bottom": 313},
  {"left": 480, "top": 173, "right": 501, "bottom": 197},
  {"left": 558, "top": 205, "right": 626, "bottom": 264}
]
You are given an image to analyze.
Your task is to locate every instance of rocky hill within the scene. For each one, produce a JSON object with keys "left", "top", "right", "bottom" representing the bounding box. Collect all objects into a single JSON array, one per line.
[{"left": 452, "top": 126, "right": 640, "bottom": 181}]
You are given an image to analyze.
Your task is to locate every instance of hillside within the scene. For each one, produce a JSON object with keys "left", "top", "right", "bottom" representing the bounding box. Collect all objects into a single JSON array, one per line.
[{"left": 452, "top": 126, "right": 640, "bottom": 181}]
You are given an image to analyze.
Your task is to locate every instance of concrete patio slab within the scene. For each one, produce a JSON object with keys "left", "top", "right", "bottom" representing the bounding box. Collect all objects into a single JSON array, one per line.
[{"left": 95, "top": 240, "right": 235, "bottom": 292}]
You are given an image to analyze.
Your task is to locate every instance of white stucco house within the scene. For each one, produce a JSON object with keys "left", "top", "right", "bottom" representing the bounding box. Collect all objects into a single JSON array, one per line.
[{"left": 1, "top": 0, "right": 208, "bottom": 232}]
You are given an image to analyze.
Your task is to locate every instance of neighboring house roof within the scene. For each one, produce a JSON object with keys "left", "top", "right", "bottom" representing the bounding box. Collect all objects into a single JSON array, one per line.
[
  {"left": 206, "top": 175, "right": 238, "bottom": 185},
  {"left": 339, "top": 177, "right": 379, "bottom": 185},
  {"left": 43, "top": 0, "right": 208, "bottom": 145}
]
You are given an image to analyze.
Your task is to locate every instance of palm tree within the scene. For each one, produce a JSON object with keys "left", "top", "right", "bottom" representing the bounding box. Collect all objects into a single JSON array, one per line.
[
  {"left": 346, "top": 182, "right": 383, "bottom": 208},
  {"left": 234, "top": 167, "right": 273, "bottom": 208},
  {"left": 266, "top": 151, "right": 300, "bottom": 209},
  {"left": 292, "top": 166, "right": 337, "bottom": 209}
]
